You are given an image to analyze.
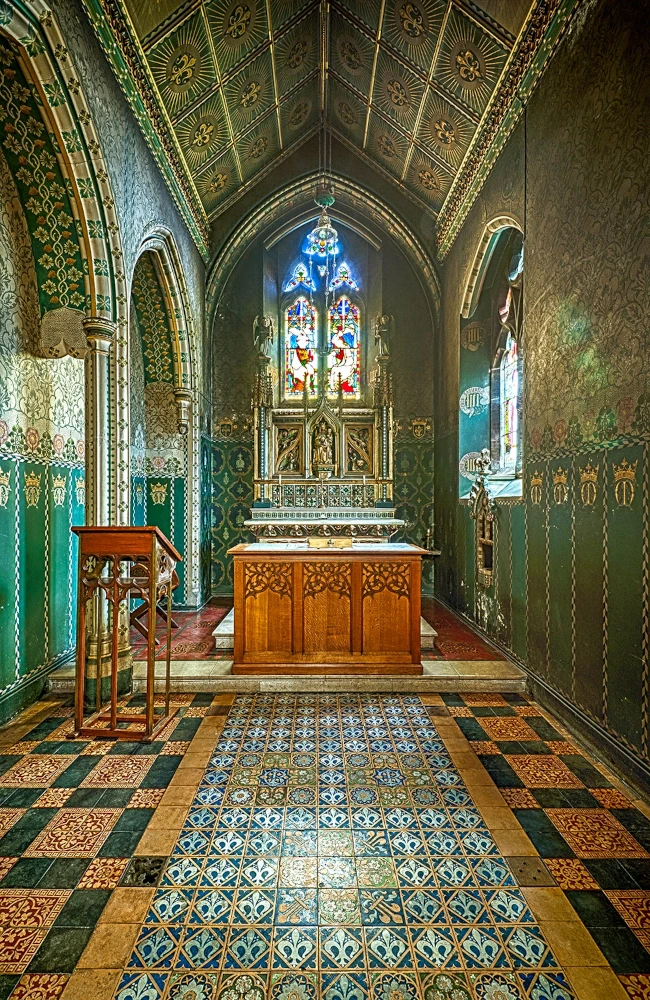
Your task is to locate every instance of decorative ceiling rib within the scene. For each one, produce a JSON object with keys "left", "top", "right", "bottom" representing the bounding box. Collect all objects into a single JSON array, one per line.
[{"left": 80, "top": 0, "right": 584, "bottom": 258}]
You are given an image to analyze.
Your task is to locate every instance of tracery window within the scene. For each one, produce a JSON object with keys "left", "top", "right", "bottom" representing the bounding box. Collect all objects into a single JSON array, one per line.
[
  {"left": 285, "top": 296, "right": 317, "bottom": 396},
  {"left": 327, "top": 296, "right": 360, "bottom": 396},
  {"left": 282, "top": 218, "right": 363, "bottom": 402},
  {"left": 284, "top": 262, "right": 315, "bottom": 293}
]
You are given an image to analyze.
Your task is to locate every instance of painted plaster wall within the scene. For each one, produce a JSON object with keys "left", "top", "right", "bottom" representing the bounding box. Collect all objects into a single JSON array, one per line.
[
  {"left": 0, "top": 148, "right": 85, "bottom": 724},
  {"left": 435, "top": 0, "right": 650, "bottom": 777}
]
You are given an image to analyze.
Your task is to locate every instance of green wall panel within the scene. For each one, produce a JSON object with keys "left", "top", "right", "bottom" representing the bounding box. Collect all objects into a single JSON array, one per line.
[
  {"left": 573, "top": 454, "right": 604, "bottom": 721},
  {"left": 20, "top": 461, "right": 47, "bottom": 676},
  {"left": 606, "top": 445, "right": 644, "bottom": 752},
  {"left": 211, "top": 438, "right": 254, "bottom": 595},
  {"left": 547, "top": 459, "right": 573, "bottom": 697},
  {"left": 48, "top": 465, "right": 72, "bottom": 659},
  {"left": 145, "top": 475, "right": 186, "bottom": 602},
  {"left": 510, "top": 503, "right": 527, "bottom": 663},
  {"left": 525, "top": 464, "right": 548, "bottom": 680},
  {"left": 0, "top": 458, "right": 17, "bottom": 691}
]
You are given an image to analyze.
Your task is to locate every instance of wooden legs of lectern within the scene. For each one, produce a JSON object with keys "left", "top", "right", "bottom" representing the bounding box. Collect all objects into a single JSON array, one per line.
[{"left": 70, "top": 544, "right": 177, "bottom": 743}]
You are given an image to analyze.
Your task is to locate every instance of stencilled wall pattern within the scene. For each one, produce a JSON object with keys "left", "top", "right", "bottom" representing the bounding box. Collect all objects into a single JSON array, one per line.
[
  {"left": 130, "top": 251, "right": 188, "bottom": 597},
  {"left": 0, "top": 145, "right": 84, "bottom": 724},
  {"left": 435, "top": 0, "right": 650, "bottom": 781}
]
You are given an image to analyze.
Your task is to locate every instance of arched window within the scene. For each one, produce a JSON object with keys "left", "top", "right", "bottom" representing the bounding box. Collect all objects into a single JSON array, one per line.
[
  {"left": 328, "top": 295, "right": 360, "bottom": 396},
  {"left": 285, "top": 296, "right": 317, "bottom": 396},
  {"left": 458, "top": 226, "right": 523, "bottom": 497},
  {"left": 499, "top": 332, "right": 519, "bottom": 472}
]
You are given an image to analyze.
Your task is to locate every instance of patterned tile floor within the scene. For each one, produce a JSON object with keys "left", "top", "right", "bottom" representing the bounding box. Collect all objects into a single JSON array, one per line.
[{"left": 0, "top": 690, "right": 648, "bottom": 999}]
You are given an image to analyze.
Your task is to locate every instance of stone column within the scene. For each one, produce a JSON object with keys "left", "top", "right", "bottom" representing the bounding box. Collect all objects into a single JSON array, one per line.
[{"left": 81, "top": 318, "right": 117, "bottom": 705}]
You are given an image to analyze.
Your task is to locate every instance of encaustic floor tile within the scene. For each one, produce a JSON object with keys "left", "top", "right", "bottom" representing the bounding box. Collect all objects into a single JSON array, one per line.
[{"left": 106, "top": 694, "right": 580, "bottom": 1000}]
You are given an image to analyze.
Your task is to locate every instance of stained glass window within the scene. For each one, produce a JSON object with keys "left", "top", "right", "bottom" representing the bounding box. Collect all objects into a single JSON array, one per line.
[
  {"left": 285, "top": 296, "right": 317, "bottom": 396},
  {"left": 328, "top": 296, "right": 360, "bottom": 396},
  {"left": 284, "top": 262, "right": 315, "bottom": 293},
  {"left": 329, "top": 261, "right": 358, "bottom": 292},
  {"left": 500, "top": 332, "right": 519, "bottom": 471}
]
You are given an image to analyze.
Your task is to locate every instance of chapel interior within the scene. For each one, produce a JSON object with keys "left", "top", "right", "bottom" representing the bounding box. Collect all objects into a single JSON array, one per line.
[{"left": 0, "top": 0, "right": 649, "bottom": 997}]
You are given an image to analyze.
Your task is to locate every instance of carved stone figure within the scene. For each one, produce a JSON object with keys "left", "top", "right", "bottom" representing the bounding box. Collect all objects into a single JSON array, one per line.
[
  {"left": 374, "top": 314, "right": 393, "bottom": 357},
  {"left": 253, "top": 314, "right": 274, "bottom": 355},
  {"left": 313, "top": 420, "right": 334, "bottom": 469}
]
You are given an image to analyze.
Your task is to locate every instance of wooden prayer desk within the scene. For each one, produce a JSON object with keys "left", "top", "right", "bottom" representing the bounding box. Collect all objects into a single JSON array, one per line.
[
  {"left": 229, "top": 541, "right": 426, "bottom": 674},
  {"left": 70, "top": 526, "right": 181, "bottom": 742}
]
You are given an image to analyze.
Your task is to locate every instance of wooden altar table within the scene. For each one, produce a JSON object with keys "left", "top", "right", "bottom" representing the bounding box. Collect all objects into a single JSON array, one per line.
[{"left": 229, "top": 541, "right": 426, "bottom": 674}]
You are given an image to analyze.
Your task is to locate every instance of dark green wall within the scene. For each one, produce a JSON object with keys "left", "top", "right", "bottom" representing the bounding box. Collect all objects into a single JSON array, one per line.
[{"left": 435, "top": 0, "right": 650, "bottom": 779}]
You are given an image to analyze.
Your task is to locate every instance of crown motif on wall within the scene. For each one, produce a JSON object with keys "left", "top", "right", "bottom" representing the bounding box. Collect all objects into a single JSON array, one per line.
[
  {"left": 579, "top": 463, "right": 598, "bottom": 483},
  {"left": 52, "top": 474, "right": 66, "bottom": 490},
  {"left": 530, "top": 471, "right": 543, "bottom": 487},
  {"left": 552, "top": 467, "right": 568, "bottom": 486},
  {"left": 0, "top": 469, "right": 9, "bottom": 489},
  {"left": 25, "top": 472, "right": 41, "bottom": 489},
  {"left": 613, "top": 458, "right": 637, "bottom": 481}
]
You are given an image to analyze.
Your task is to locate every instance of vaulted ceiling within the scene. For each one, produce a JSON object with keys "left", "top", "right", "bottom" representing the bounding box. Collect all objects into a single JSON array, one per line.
[{"left": 83, "top": 0, "right": 578, "bottom": 258}]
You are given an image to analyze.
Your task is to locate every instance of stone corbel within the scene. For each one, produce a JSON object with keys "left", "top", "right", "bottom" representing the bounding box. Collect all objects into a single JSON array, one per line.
[{"left": 39, "top": 306, "right": 88, "bottom": 358}]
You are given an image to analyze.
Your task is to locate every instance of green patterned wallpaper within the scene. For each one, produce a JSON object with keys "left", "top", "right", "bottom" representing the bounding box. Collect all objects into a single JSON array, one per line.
[
  {"left": 394, "top": 432, "right": 435, "bottom": 595},
  {"left": 131, "top": 253, "right": 175, "bottom": 384},
  {"left": 436, "top": 0, "right": 650, "bottom": 781},
  {"left": 0, "top": 38, "right": 88, "bottom": 316},
  {"left": 210, "top": 435, "right": 254, "bottom": 595}
]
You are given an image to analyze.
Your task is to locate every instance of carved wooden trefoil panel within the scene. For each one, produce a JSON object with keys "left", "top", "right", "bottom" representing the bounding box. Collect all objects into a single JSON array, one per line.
[
  {"left": 245, "top": 562, "right": 292, "bottom": 598},
  {"left": 303, "top": 562, "right": 352, "bottom": 599},
  {"left": 362, "top": 563, "right": 410, "bottom": 599}
]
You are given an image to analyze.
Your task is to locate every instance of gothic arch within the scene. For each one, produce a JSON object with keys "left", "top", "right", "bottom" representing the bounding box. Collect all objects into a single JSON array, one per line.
[
  {"left": 1, "top": 1, "right": 129, "bottom": 523},
  {"left": 461, "top": 215, "right": 523, "bottom": 319},
  {"left": 130, "top": 229, "right": 200, "bottom": 604},
  {"left": 206, "top": 172, "right": 441, "bottom": 331}
]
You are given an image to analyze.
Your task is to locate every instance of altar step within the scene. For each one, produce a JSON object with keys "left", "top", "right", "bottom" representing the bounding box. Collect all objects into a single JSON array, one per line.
[
  {"left": 48, "top": 658, "right": 526, "bottom": 695},
  {"left": 212, "top": 608, "right": 439, "bottom": 650}
]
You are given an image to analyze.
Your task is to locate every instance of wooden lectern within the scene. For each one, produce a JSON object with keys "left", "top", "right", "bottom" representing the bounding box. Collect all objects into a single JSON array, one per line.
[{"left": 70, "top": 526, "right": 182, "bottom": 742}]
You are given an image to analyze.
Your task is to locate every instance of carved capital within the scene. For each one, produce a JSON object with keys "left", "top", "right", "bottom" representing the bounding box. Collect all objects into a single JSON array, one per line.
[
  {"left": 83, "top": 316, "right": 116, "bottom": 355},
  {"left": 174, "top": 388, "right": 193, "bottom": 435}
]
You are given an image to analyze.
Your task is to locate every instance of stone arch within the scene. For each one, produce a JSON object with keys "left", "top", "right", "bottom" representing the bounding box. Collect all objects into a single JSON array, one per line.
[
  {"left": 461, "top": 215, "right": 523, "bottom": 320},
  {"left": 207, "top": 171, "right": 441, "bottom": 331},
  {"left": 129, "top": 230, "right": 200, "bottom": 605},
  {"left": 1, "top": 2, "right": 130, "bottom": 524}
]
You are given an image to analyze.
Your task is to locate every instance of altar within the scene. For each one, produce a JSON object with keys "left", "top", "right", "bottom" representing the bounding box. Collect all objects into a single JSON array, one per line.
[{"left": 229, "top": 541, "right": 427, "bottom": 675}]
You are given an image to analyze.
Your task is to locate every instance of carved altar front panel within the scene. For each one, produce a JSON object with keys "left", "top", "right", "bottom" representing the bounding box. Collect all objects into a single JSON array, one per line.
[
  {"left": 230, "top": 544, "right": 425, "bottom": 674},
  {"left": 362, "top": 563, "right": 412, "bottom": 655},
  {"left": 242, "top": 562, "right": 293, "bottom": 655},
  {"left": 303, "top": 561, "right": 352, "bottom": 653}
]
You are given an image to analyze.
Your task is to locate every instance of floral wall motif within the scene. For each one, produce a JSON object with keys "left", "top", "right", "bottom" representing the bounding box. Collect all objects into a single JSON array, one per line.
[
  {"left": 0, "top": 37, "right": 87, "bottom": 316},
  {"left": 129, "top": 253, "right": 188, "bottom": 596},
  {"left": 131, "top": 253, "right": 175, "bottom": 385},
  {"left": 435, "top": 0, "right": 650, "bottom": 782},
  {"left": 0, "top": 143, "right": 84, "bottom": 724}
]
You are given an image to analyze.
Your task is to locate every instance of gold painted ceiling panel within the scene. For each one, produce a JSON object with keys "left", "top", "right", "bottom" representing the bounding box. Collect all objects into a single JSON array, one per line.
[{"left": 89, "top": 0, "right": 577, "bottom": 242}]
